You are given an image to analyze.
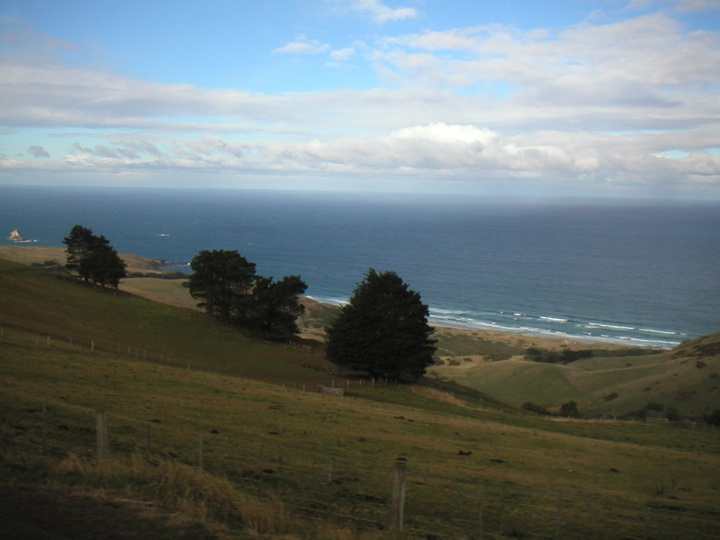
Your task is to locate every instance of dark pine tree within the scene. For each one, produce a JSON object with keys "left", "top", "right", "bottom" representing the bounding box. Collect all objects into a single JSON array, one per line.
[
  {"left": 63, "top": 226, "right": 126, "bottom": 288},
  {"left": 325, "top": 269, "right": 436, "bottom": 381},
  {"left": 241, "top": 275, "right": 308, "bottom": 338},
  {"left": 187, "top": 250, "right": 257, "bottom": 324}
]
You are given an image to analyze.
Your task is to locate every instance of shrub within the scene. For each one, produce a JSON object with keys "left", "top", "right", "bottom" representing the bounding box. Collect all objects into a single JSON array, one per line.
[
  {"left": 560, "top": 401, "right": 579, "bottom": 417},
  {"left": 521, "top": 402, "right": 549, "bottom": 415}
]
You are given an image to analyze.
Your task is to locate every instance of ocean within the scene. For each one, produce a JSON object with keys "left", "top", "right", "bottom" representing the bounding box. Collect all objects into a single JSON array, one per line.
[{"left": 2, "top": 185, "right": 719, "bottom": 349}]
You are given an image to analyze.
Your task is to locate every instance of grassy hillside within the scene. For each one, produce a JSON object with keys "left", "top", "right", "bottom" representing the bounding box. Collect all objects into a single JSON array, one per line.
[
  {"left": 2, "top": 256, "right": 720, "bottom": 538},
  {"left": 0, "top": 257, "right": 333, "bottom": 387},
  {"left": 432, "top": 336, "right": 720, "bottom": 418}
]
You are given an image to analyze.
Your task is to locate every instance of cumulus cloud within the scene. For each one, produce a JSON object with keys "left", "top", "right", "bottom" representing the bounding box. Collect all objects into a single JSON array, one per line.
[
  {"left": 273, "top": 34, "right": 331, "bottom": 54},
  {"left": 28, "top": 145, "right": 49, "bottom": 158},
  {"left": 342, "top": 0, "right": 418, "bottom": 23},
  {"left": 2, "top": 10, "right": 719, "bottom": 197},
  {"left": 15, "top": 122, "right": 710, "bottom": 191},
  {"left": 330, "top": 47, "right": 356, "bottom": 61}
]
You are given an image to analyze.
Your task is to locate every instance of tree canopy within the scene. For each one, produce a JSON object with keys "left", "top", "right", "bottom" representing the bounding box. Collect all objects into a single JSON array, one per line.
[
  {"left": 188, "top": 250, "right": 257, "bottom": 324},
  {"left": 63, "top": 225, "right": 127, "bottom": 289},
  {"left": 240, "top": 275, "right": 308, "bottom": 338},
  {"left": 187, "top": 249, "right": 307, "bottom": 339},
  {"left": 325, "top": 269, "right": 436, "bottom": 381}
]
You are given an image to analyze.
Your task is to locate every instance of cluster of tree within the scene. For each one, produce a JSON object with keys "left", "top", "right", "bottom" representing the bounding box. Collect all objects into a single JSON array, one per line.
[
  {"left": 525, "top": 348, "right": 593, "bottom": 364},
  {"left": 60, "top": 229, "right": 436, "bottom": 380},
  {"left": 187, "top": 250, "right": 307, "bottom": 339},
  {"left": 522, "top": 401, "right": 580, "bottom": 417},
  {"left": 63, "top": 225, "right": 127, "bottom": 289},
  {"left": 324, "top": 269, "right": 437, "bottom": 381}
]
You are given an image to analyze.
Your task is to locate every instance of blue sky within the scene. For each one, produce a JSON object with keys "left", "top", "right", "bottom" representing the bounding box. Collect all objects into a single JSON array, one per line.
[{"left": 1, "top": 0, "right": 719, "bottom": 198}]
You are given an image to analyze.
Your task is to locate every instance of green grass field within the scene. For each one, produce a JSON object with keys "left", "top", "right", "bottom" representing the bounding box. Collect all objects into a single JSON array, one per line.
[{"left": 2, "top": 256, "right": 719, "bottom": 538}]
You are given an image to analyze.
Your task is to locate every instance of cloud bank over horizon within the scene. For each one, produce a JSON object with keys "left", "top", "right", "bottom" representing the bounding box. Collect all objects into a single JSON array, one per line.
[{"left": 1, "top": 0, "right": 719, "bottom": 199}]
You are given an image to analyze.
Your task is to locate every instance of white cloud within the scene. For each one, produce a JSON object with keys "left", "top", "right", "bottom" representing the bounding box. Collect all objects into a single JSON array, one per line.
[
  {"left": 343, "top": 0, "right": 418, "bottom": 23},
  {"left": 330, "top": 47, "right": 356, "bottom": 61},
  {"left": 273, "top": 34, "right": 331, "bottom": 55},
  {"left": 1, "top": 11, "right": 719, "bottom": 197}
]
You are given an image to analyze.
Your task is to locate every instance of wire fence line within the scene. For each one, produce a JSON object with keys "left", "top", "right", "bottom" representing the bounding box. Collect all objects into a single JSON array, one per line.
[
  {"left": 2, "top": 324, "right": 717, "bottom": 430},
  {"left": 0, "top": 325, "right": 407, "bottom": 394},
  {"left": 2, "top": 390, "right": 719, "bottom": 539}
]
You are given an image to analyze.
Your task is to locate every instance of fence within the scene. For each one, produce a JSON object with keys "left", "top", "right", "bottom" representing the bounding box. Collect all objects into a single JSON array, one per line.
[
  {"left": 2, "top": 325, "right": 720, "bottom": 538},
  {"left": 2, "top": 390, "right": 719, "bottom": 540}
]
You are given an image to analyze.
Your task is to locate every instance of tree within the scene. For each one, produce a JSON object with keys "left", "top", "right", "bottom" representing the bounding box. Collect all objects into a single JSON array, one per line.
[
  {"left": 560, "top": 400, "right": 579, "bottom": 417},
  {"left": 63, "top": 225, "right": 96, "bottom": 281},
  {"left": 242, "top": 275, "right": 308, "bottom": 338},
  {"left": 325, "top": 269, "right": 436, "bottom": 381},
  {"left": 62, "top": 225, "right": 126, "bottom": 289},
  {"left": 187, "top": 250, "right": 307, "bottom": 338},
  {"left": 187, "top": 250, "right": 257, "bottom": 324}
]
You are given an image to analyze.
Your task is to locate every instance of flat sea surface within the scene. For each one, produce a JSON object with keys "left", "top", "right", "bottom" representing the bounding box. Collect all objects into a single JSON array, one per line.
[{"left": 2, "top": 186, "right": 719, "bottom": 349}]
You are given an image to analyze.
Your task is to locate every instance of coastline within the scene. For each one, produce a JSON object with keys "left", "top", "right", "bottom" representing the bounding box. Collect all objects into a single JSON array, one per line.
[{"left": 0, "top": 245, "right": 684, "bottom": 351}]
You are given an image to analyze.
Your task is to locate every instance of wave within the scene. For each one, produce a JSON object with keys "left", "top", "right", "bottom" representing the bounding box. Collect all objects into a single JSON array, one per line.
[
  {"left": 307, "top": 296, "right": 683, "bottom": 350},
  {"left": 639, "top": 328, "right": 680, "bottom": 336},
  {"left": 587, "top": 322, "right": 636, "bottom": 331},
  {"left": 540, "top": 316, "right": 568, "bottom": 323},
  {"left": 305, "top": 295, "right": 348, "bottom": 306}
]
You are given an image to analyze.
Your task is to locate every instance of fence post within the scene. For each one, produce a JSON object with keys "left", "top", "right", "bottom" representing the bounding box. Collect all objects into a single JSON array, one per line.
[
  {"left": 42, "top": 401, "right": 48, "bottom": 455},
  {"left": 327, "top": 456, "right": 336, "bottom": 516},
  {"left": 644, "top": 507, "right": 652, "bottom": 539},
  {"left": 554, "top": 494, "right": 563, "bottom": 539},
  {"left": 257, "top": 445, "right": 265, "bottom": 498},
  {"left": 478, "top": 480, "right": 484, "bottom": 538},
  {"left": 96, "top": 410, "right": 109, "bottom": 462},
  {"left": 391, "top": 459, "right": 407, "bottom": 531}
]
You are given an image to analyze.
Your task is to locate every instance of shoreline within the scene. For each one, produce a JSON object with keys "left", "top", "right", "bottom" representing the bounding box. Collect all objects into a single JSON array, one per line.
[
  {"left": 427, "top": 317, "right": 679, "bottom": 350},
  {"left": 306, "top": 294, "right": 681, "bottom": 350},
  {"left": 0, "top": 245, "right": 686, "bottom": 350}
]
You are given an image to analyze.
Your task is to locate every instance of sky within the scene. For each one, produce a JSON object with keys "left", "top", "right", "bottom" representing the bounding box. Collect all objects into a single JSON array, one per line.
[{"left": 1, "top": 0, "right": 719, "bottom": 199}]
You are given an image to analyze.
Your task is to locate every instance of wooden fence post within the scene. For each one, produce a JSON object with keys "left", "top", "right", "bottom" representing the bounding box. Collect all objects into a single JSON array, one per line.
[
  {"left": 96, "top": 410, "right": 109, "bottom": 462},
  {"left": 478, "top": 480, "right": 484, "bottom": 538},
  {"left": 644, "top": 507, "right": 652, "bottom": 539},
  {"left": 327, "top": 456, "right": 336, "bottom": 516},
  {"left": 257, "top": 445, "right": 265, "bottom": 498},
  {"left": 391, "top": 459, "right": 407, "bottom": 531},
  {"left": 198, "top": 433, "right": 204, "bottom": 470},
  {"left": 42, "top": 401, "right": 48, "bottom": 455},
  {"left": 554, "top": 494, "right": 563, "bottom": 539}
]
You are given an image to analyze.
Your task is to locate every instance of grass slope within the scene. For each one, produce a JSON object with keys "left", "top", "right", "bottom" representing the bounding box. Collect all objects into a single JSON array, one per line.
[
  {"left": 0, "top": 258, "right": 331, "bottom": 386},
  {"left": 2, "top": 256, "right": 720, "bottom": 538},
  {"left": 432, "top": 340, "right": 720, "bottom": 418},
  {"left": 3, "top": 330, "right": 720, "bottom": 538}
]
